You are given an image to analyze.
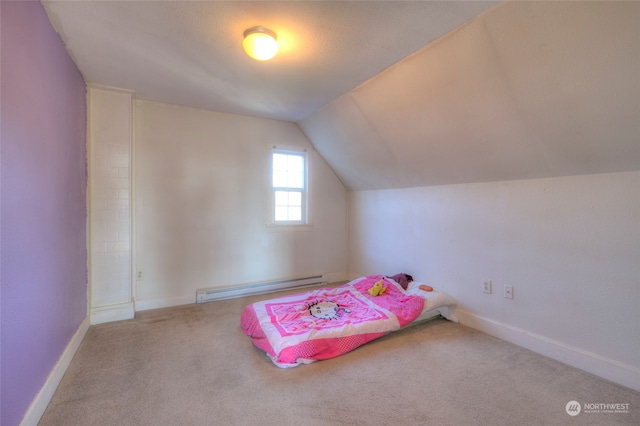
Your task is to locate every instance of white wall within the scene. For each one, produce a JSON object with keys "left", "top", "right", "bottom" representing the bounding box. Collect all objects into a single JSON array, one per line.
[
  {"left": 134, "top": 100, "right": 348, "bottom": 309},
  {"left": 348, "top": 171, "right": 640, "bottom": 390},
  {"left": 88, "top": 87, "right": 134, "bottom": 324}
]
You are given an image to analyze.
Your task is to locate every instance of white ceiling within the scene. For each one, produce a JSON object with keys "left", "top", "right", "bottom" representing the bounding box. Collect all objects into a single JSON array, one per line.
[
  {"left": 300, "top": 1, "right": 640, "bottom": 190},
  {"left": 42, "top": 0, "right": 497, "bottom": 122},
  {"left": 43, "top": 1, "right": 639, "bottom": 191}
]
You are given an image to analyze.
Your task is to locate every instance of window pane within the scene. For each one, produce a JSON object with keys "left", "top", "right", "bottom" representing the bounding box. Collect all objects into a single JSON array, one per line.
[
  {"left": 288, "top": 191, "right": 301, "bottom": 206},
  {"left": 275, "top": 206, "right": 289, "bottom": 221},
  {"left": 273, "top": 171, "right": 288, "bottom": 188},
  {"left": 272, "top": 152, "right": 305, "bottom": 189},
  {"left": 273, "top": 190, "right": 303, "bottom": 222},
  {"left": 288, "top": 155, "right": 303, "bottom": 172},
  {"left": 288, "top": 206, "right": 301, "bottom": 221},
  {"left": 273, "top": 154, "right": 288, "bottom": 172},
  {"left": 271, "top": 150, "right": 307, "bottom": 224},
  {"left": 287, "top": 171, "right": 303, "bottom": 189},
  {"left": 274, "top": 191, "right": 289, "bottom": 206}
]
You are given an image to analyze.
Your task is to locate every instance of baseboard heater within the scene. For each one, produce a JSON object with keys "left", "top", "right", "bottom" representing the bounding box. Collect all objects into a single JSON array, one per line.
[{"left": 196, "top": 274, "right": 328, "bottom": 303}]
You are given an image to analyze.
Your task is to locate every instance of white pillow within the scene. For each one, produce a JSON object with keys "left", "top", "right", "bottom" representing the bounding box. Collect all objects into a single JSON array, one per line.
[{"left": 406, "top": 281, "right": 457, "bottom": 312}]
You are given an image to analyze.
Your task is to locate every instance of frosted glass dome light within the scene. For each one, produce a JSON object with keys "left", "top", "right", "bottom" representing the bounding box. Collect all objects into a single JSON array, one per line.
[{"left": 243, "top": 26, "right": 279, "bottom": 61}]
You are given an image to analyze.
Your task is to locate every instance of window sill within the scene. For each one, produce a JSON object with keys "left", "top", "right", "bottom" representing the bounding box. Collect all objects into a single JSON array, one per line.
[{"left": 265, "top": 223, "right": 313, "bottom": 232}]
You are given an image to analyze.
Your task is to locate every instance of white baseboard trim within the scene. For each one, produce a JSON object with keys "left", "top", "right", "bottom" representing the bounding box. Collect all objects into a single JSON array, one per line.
[
  {"left": 134, "top": 294, "right": 196, "bottom": 312},
  {"left": 456, "top": 309, "right": 640, "bottom": 392},
  {"left": 90, "top": 302, "right": 135, "bottom": 325},
  {"left": 19, "top": 316, "right": 90, "bottom": 426}
]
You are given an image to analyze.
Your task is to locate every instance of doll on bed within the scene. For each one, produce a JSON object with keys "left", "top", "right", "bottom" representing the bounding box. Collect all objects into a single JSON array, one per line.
[{"left": 388, "top": 273, "right": 433, "bottom": 292}]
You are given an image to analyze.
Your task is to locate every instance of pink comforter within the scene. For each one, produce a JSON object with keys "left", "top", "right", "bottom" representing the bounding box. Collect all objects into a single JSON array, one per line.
[{"left": 241, "top": 275, "right": 425, "bottom": 367}]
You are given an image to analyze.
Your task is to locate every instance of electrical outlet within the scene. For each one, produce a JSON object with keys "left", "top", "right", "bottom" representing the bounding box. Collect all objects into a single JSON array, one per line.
[
  {"left": 504, "top": 285, "right": 514, "bottom": 299},
  {"left": 136, "top": 270, "right": 144, "bottom": 281},
  {"left": 483, "top": 280, "right": 492, "bottom": 294}
]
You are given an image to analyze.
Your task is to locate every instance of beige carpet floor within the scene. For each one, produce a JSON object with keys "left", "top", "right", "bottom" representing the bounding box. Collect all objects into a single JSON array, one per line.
[{"left": 40, "top": 287, "right": 639, "bottom": 425}]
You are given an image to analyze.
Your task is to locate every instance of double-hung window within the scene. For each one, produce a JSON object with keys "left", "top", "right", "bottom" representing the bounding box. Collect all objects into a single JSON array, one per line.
[{"left": 270, "top": 146, "right": 308, "bottom": 225}]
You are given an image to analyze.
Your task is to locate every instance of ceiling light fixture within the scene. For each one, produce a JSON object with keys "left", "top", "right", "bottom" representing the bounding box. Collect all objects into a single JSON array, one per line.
[{"left": 243, "top": 26, "right": 279, "bottom": 61}]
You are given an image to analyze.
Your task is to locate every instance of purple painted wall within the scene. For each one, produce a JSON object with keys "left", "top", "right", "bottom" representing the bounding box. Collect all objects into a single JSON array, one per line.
[{"left": 1, "top": 2, "right": 87, "bottom": 425}]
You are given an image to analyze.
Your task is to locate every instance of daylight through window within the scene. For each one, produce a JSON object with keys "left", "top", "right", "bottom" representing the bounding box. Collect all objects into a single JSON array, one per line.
[{"left": 271, "top": 148, "right": 307, "bottom": 224}]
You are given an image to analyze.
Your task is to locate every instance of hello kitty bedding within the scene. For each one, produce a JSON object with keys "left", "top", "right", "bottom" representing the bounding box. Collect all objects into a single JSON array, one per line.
[{"left": 240, "top": 275, "right": 457, "bottom": 368}]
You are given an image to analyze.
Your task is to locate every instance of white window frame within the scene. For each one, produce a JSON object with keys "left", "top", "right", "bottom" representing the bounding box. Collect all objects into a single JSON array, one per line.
[{"left": 268, "top": 145, "right": 309, "bottom": 227}]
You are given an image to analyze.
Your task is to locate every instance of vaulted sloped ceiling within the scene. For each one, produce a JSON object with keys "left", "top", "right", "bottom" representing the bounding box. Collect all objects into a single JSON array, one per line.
[
  {"left": 299, "top": 1, "right": 640, "bottom": 190},
  {"left": 43, "top": 1, "right": 639, "bottom": 191},
  {"left": 42, "top": 0, "right": 496, "bottom": 122}
]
